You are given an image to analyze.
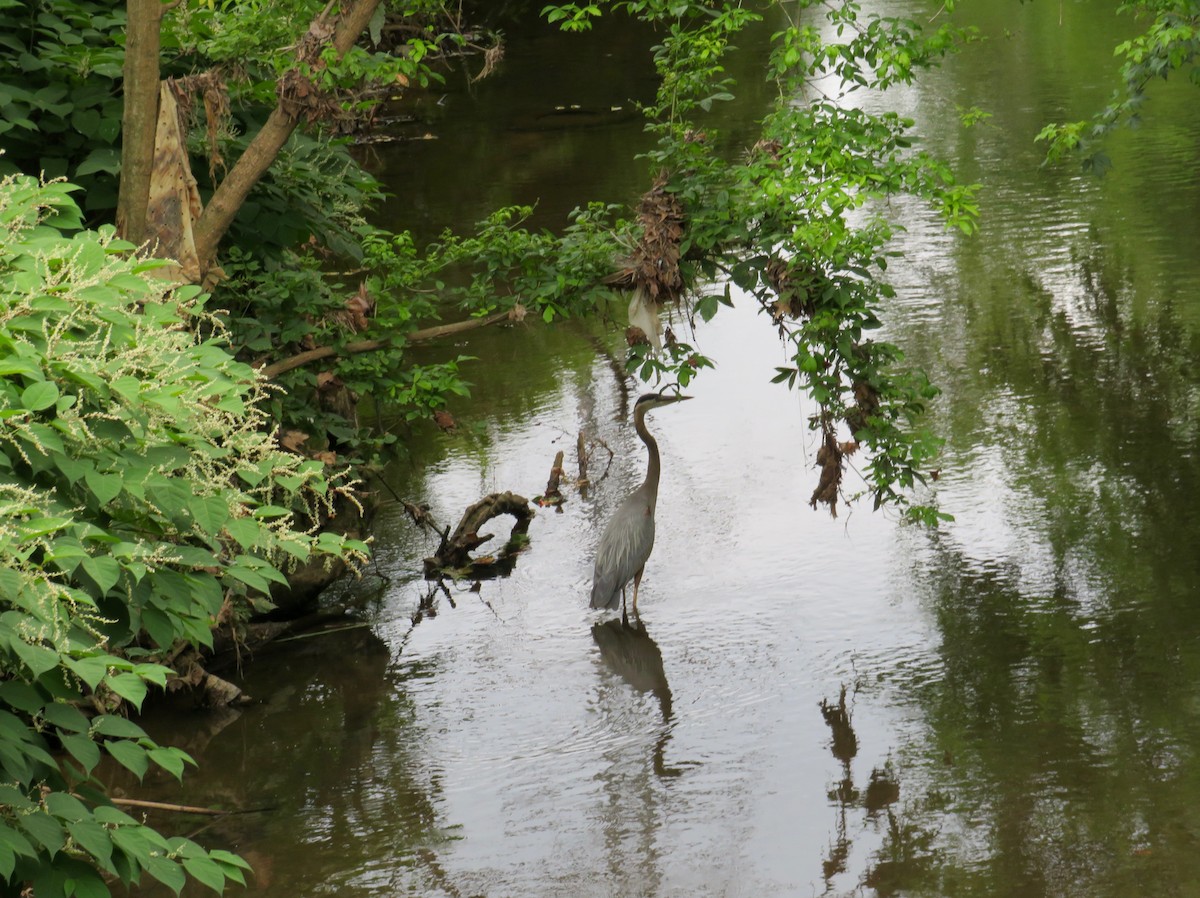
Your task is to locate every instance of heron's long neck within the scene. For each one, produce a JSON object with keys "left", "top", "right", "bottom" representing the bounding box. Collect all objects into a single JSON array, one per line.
[{"left": 635, "top": 407, "right": 661, "bottom": 511}]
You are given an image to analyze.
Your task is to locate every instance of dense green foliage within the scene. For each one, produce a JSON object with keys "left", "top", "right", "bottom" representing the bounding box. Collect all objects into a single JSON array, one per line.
[
  {"left": 0, "top": 174, "right": 367, "bottom": 895},
  {"left": 0, "top": 1, "right": 126, "bottom": 215},
  {"left": 1038, "top": 0, "right": 1200, "bottom": 170},
  {"left": 536, "top": 1, "right": 981, "bottom": 516}
]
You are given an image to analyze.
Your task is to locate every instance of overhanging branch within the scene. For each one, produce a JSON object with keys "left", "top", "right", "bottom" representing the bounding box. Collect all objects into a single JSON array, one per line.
[{"left": 256, "top": 309, "right": 515, "bottom": 380}]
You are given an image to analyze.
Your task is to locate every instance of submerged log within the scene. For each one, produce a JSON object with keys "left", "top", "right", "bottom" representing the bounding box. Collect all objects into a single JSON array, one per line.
[{"left": 423, "top": 491, "right": 534, "bottom": 575}]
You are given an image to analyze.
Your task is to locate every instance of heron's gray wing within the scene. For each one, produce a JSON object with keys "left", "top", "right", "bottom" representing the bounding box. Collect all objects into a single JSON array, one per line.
[{"left": 590, "top": 488, "right": 656, "bottom": 609}]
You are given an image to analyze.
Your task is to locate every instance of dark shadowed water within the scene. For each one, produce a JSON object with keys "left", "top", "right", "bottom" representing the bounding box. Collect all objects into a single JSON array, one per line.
[{"left": 129, "top": 3, "right": 1200, "bottom": 896}]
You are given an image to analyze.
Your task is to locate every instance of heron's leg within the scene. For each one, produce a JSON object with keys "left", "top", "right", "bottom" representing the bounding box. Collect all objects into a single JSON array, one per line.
[
  {"left": 631, "top": 567, "right": 645, "bottom": 623},
  {"left": 621, "top": 586, "right": 629, "bottom": 628}
]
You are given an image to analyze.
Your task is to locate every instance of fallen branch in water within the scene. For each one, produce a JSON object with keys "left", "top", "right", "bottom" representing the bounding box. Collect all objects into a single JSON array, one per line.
[
  {"left": 423, "top": 491, "right": 534, "bottom": 574},
  {"left": 111, "top": 798, "right": 234, "bottom": 816},
  {"left": 577, "top": 430, "right": 588, "bottom": 483},
  {"left": 535, "top": 450, "right": 565, "bottom": 507},
  {"left": 402, "top": 500, "right": 451, "bottom": 557}
]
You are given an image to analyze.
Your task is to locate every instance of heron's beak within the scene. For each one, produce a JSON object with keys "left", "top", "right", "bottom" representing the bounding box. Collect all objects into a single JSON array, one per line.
[{"left": 667, "top": 394, "right": 692, "bottom": 404}]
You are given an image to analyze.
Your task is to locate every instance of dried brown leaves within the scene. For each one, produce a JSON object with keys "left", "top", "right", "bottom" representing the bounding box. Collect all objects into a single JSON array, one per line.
[{"left": 609, "top": 171, "right": 686, "bottom": 307}]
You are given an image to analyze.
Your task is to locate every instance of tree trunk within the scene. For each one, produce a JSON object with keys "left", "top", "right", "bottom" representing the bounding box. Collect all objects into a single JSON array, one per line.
[
  {"left": 117, "top": 0, "right": 164, "bottom": 244},
  {"left": 192, "top": 0, "right": 384, "bottom": 270}
]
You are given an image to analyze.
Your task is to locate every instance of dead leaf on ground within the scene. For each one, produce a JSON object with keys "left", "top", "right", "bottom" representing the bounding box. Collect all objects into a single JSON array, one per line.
[{"left": 279, "top": 430, "right": 310, "bottom": 453}]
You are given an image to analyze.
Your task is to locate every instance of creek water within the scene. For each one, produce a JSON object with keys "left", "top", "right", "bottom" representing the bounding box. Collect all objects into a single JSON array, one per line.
[{"left": 129, "top": 3, "right": 1200, "bottom": 896}]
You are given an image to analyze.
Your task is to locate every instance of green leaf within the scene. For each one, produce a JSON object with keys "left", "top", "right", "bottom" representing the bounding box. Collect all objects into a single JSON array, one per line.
[
  {"left": 191, "top": 496, "right": 230, "bottom": 535},
  {"left": 131, "top": 663, "right": 170, "bottom": 687},
  {"left": 80, "top": 555, "right": 120, "bottom": 595},
  {"left": 145, "top": 854, "right": 186, "bottom": 895},
  {"left": 140, "top": 606, "right": 177, "bottom": 650},
  {"left": 105, "top": 740, "right": 149, "bottom": 779},
  {"left": 92, "top": 806, "right": 137, "bottom": 827},
  {"left": 172, "top": 545, "right": 218, "bottom": 568},
  {"left": 105, "top": 673, "right": 148, "bottom": 710},
  {"left": 147, "top": 747, "right": 187, "bottom": 781},
  {"left": 21, "top": 380, "right": 59, "bottom": 411},
  {"left": 16, "top": 515, "right": 71, "bottom": 538},
  {"left": 41, "top": 702, "right": 90, "bottom": 733},
  {"left": 64, "top": 868, "right": 111, "bottom": 898},
  {"left": 67, "top": 820, "right": 114, "bottom": 868},
  {"left": 75, "top": 147, "right": 121, "bottom": 177},
  {"left": 64, "top": 655, "right": 109, "bottom": 690},
  {"left": 0, "top": 681, "right": 45, "bottom": 713},
  {"left": 0, "top": 821, "right": 37, "bottom": 858},
  {"left": 60, "top": 733, "right": 102, "bottom": 775},
  {"left": 12, "top": 639, "right": 59, "bottom": 677},
  {"left": 84, "top": 471, "right": 123, "bottom": 506},
  {"left": 0, "top": 356, "right": 42, "bottom": 379},
  {"left": 19, "top": 810, "right": 65, "bottom": 854},
  {"left": 44, "top": 791, "right": 90, "bottom": 823},
  {"left": 0, "top": 842, "right": 13, "bottom": 880},
  {"left": 182, "top": 855, "right": 227, "bottom": 893}
]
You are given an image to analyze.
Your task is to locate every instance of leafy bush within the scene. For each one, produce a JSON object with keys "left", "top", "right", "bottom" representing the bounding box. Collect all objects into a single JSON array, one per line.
[
  {"left": 0, "top": 173, "right": 368, "bottom": 895},
  {"left": 0, "top": 1, "right": 127, "bottom": 217}
]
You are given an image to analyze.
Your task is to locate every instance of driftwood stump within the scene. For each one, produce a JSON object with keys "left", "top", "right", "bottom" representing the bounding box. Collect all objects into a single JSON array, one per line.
[{"left": 424, "top": 491, "right": 534, "bottom": 575}]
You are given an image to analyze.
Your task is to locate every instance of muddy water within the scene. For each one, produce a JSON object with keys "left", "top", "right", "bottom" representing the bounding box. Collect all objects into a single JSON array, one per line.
[{"left": 131, "top": 3, "right": 1200, "bottom": 896}]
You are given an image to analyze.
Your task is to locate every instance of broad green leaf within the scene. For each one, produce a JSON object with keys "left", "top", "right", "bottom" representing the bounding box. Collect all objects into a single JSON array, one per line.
[
  {"left": 84, "top": 471, "right": 123, "bottom": 506},
  {"left": 140, "top": 606, "right": 177, "bottom": 650},
  {"left": 67, "top": 820, "right": 114, "bottom": 868},
  {"left": 21, "top": 380, "right": 59, "bottom": 411},
  {"left": 147, "top": 747, "right": 186, "bottom": 781},
  {"left": 44, "top": 791, "right": 90, "bottom": 822},
  {"left": 0, "top": 356, "right": 42, "bottom": 379},
  {"left": 60, "top": 733, "right": 102, "bottom": 775},
  {"left": 172, "top": 545, "right": 218, "bottom": 568},
  {"left": 74, "top": 147, "right": 121, "bottom": 177},
  {"left": 185, "top": 575, "right": 224, "bottom": 616},
  {"left": 0, "top": 569, "right": 20, "bottom": 598},
  {"left": 18, "top": 810, "right": 64, "bottom": 854},
  {"left": 12, "top": 639, "right": 59, "bottom": 678},
  {"left": 105, "top": 673, "right": 148, "bottom": 709},
  {"left": 0, "top": 842, "right": 13, "bottom": 880},
  {"left": 91, "top": 715, "right": 147, "bottom": 740},
  {"left": 105, "top": 740, "right": 149, "bottom": 779},
  {"left": 64, "top": 868, "right": 111, "bottom": 898},
  {"left": 64, "top": 655, "right": 110, "bottom": 690},
  {"left": 224, "top": 516, "right": 260, "bottom": 550},
  {"left": 108, "top": 376, "right": 141, "bottom": 402},
  {"left": 182, "top": 855, "right": 228, "bottom": 893},
  {"left": 41, "top": 702, "right": 90, "bottom": 733},
  {"left": 92, "top": 806, "right": 137, "bottom": 827},
  {"left": 0, "top": 680, "right": 45, "bottom": 713},
  {"left": 23, "top": 422, "right": 64, "bottom": 454},
  {"left": 132, "top": 663, "right": 170, "bottom": 687},
  {"left": 80, "top": 555, "right": 120, "bottom": 595},
  {"left": 15, "top": 515, "right": 72, "bottom": 538},
  {"left": 252, "top": 504, "right": 291, "bottom": 519},
  {"left": 0, "top": 786, "right": 34, "bottom": 813},
  {"left": 191, "top": 496, "right": 230, "bottom": 535},
  {"left": 222, "top": 565, "right": 270, "bottom": 594},
  {"left": 145, "top": 854, "right": 186, "bottom": 895},
  {"left": 208, "top": 848, "right": 252, "bottom": 871},
  {"left": 46, "top": 538, "right": 88, "bottom": 575},
  {"left": 54, "top": 456, "right": 92, "bottom": 483}
]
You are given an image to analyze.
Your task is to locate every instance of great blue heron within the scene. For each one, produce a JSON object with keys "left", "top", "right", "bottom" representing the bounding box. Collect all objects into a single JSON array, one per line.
[{"left": 590, "top": 391, "right": 691, "bottom": 623}]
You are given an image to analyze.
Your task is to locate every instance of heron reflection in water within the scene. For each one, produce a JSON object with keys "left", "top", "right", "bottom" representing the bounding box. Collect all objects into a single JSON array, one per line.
[
  {"left": 590, "top": 391, "right": 691, "bottom": 625},
  {"left": 592, "top": 619, "right": 686, "bottom": 778}
]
